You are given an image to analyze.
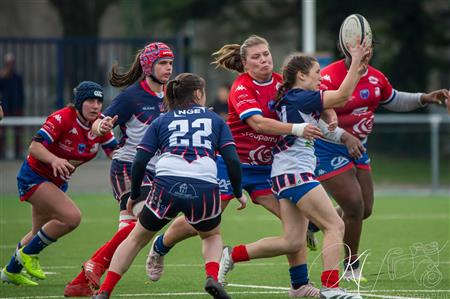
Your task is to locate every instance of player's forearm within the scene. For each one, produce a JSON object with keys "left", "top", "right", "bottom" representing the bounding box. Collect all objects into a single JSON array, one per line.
[
  {"left": 29, "top": 141, "right": 59, "bottom": 164},
  {"left": 247, "top": 115, "right": 293, "bottom": 136}
]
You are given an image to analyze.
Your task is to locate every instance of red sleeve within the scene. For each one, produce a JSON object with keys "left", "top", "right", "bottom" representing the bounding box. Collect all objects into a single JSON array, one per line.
[
  {"left": 39, "top": 108, "right": 72, "bottom": 143},
  {"left": 379, "top": 73, "right": 394, "bottom": 103},
  {"left": 229, "top": 75, "right": 262, "bottom": 120}
]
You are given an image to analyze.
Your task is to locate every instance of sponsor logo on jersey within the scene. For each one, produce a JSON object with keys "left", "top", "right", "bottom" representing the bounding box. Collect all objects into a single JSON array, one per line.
[
  {"left": 249, "top": 145, "right": 273, "bottom": 164},
  {"left": 235, "top": 85, "right": 246, "bottom": 91},
  {"left": 322, "top": 74, "right": 331, "bottom": 82},
  {"left": 236, "top": 98, "right": 257, "bottom": 107},
  {"left": 169, "top": 182, "right": 198, "bottom": 199},
  {"left": 217, "top": 178, "right": 231, "bottom": 193},
  {"left": 58, "top": 142, "right": 73, "bottom": 152},
  {"left": 330, "top": 156, "right": 349, "bottom": 169},
  {"left": 374, "top": 87, "right": 381, "bottom": 98},
  {"left": 69, "top": 127, "right": 78, "bottom": 135},
  {"left": 174, "top": 107, "right": 206, "bottom": 117},
  {"left": 317, "top": 169, "right": 326, "bottom": 176},
  {"left": 142, "top": 106, "right": 156, "bottom": 111},
  {"left": 360, "top": 89, "right": 370, "bottom": 100},
  {"left": 53, "top": 114, "right": 62, "bottom": 123},
  {"left": 78, "top": 143, "right": 86, "bottom": 153},
  {"left": 90, "top": 143, "right": 99, "bottom": 153},
  {"left": 368, "top": 76, "right": 379, "bottom": 85},
  {"left": 352, "top": 115, "right": 374, "bottom": 139},
  {"left": 88, "top": 131, "right": 96, "bottom": 140}
]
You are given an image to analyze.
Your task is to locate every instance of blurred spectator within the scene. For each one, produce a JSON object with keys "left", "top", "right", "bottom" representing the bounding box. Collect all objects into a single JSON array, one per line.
[
  {"left": 212, "top": 83, "right": 230, "bottom": 121},
  {"left": 0, "top": 53, "right": 24, "bottom": 159}
]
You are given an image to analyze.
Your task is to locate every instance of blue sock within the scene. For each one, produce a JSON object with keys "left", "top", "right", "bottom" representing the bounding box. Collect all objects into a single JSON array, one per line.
[
  {"left": 289, "top": 264, "right": 309, "bottom": 289},
  {"left": 153, "top": 234, "right": 172, "bottom": 256},
  {"left": 344, "top": 257, "right": 360, "bottom": 270},
  {"left": 22, "top": 229, "right": 56, "bottom": 255},
  {"left": 6, "top": 242, "right": 23, "bottom": 273},
  {"left": 308, "top": 221, "right": 320, "bottom": 233}
]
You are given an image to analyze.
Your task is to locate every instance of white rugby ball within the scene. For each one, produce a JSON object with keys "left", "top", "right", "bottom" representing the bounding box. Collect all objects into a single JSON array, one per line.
[
  {"left": 339, "top": 14, "right": 372, "bottom": 57},
  {"left": 132, "top": 201, "right": 145, "bottom": 217}
]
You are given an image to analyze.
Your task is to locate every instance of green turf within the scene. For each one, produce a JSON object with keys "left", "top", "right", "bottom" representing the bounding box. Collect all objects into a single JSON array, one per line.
[{"left": 0, "top": 194, "right": 449, "bottom": 298}]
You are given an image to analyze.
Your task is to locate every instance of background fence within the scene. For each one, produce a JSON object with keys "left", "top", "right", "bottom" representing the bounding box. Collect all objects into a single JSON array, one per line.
[
  {"left": 1, "top": 114, "right": 449, "bottom": 194},
  {"left": 0, "top": 37, "right": 190, "bottom": 116}
]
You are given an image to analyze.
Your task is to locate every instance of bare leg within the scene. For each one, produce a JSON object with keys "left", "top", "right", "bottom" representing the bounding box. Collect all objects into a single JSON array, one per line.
[
  {"left": 297, "top": 185, "right": 345, "bottom": 270},
  {"left": 321, "top": 167, "right": 363, "bottom": 259}
]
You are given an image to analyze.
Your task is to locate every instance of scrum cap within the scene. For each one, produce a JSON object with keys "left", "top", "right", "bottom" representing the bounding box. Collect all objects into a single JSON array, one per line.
[
  {"left": 73, "top": 81, "right": 103, "bottom": 111},
  {"left": 139, "top": 42, "right": 174, "bottom": 77}
]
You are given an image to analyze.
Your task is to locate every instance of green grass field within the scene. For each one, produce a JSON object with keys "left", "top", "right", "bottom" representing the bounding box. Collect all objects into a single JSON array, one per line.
[{"left": 0, "top": 194, "right": 449, "bottom": 299}]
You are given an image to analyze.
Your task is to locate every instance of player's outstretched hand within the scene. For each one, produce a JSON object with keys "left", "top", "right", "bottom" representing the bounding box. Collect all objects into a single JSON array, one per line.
[
  {"left": 342, "top": 132, "right": 366, "bottom": 159},
  {"left": 51, "top": 157, "right": 75, "bottom": 178},
  {"left": 98, "top": 115, "right": 118, "bottom": 135},
  {"left": 236, "top": 194, "right": 248, "bottom": 210},
  {"left": 421, "top": 89, "right": 450, "bottom": 105}
]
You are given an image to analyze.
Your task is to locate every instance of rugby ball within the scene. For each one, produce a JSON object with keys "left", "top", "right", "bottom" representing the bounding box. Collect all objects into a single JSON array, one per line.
[
  {"left": 132, "top": 201, "right": 145, "bottom": 217},
  {"left": 339, "top": 14, "right": 372, "bottom": 57}
]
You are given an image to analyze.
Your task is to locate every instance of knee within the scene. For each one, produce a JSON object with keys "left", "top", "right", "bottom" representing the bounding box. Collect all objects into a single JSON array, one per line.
[
  {"left": 322, "top": 217, "right": 345, "bottom": 239},
  {"left": 283, "top": 237, "right": 305, "bottom": 255},
  {"left": 341, "top": 198, "right": 364, "bottom": 220},
  {"left": 363, "top": 205, "right": 373, "bottom": 219},
  {"left": 64, "top": 210, "right": 82, "bottom": 231}
]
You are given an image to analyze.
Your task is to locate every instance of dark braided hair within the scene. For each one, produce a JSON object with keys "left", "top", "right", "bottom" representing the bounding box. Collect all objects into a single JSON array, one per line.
[{"left": 165, "top": 73, "right": 206, "bottom": 110}]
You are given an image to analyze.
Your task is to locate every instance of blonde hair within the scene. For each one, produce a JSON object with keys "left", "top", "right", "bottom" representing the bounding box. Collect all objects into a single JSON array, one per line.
[{"left": 211, "top": 35, "right": 269, "bottom": 73}]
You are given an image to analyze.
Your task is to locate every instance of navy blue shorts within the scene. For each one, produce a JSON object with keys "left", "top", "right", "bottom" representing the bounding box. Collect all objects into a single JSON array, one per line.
[
  {"left": 17, "top": 160, "right": 68, "bottom": 201},
  {"left": 314, "top": 139, "right": 371, "bottom": 181},
  {"left": 217, "top": 156, "right": 272, "bottom": 201},
  {"left": 141, "top": 176, "right": 221, "bottom": 229},
  {"left": 110, "top": 159, "right": 154, "bottom": 208}
]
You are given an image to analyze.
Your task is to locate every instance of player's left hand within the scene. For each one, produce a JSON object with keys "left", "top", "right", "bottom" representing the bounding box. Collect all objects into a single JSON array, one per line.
[
  {"left": 421, "top": 89, "right": 450, "bottom": 105},
  {"left": 236, "top": 194, "right": 248, "bottom": 210},
  {"left": 321, "top": 109, "right": 338, "bottom": 132}
]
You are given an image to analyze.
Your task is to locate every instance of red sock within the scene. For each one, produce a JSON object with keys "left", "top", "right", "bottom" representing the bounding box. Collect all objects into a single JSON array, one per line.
[
  {"left": 231, "top": 245, "right": 250, "bottom": 263},
  {"left": 205, "top": 261, "right": 219, "bottom": 281},
  {"left": 70, "top": 270, "right": 88, "bottom": 284},
  {"left": 91, "top": 242, "right": 109, "bottom": 260},
  {"left": 91, "top": 222, "right": 136, "bottom": 268},
  {"left": 98, "top": 271, "right": 121, "bottom": 295},
  {"left": 321, "top": 269, "right": 339, "bottom": 288}
]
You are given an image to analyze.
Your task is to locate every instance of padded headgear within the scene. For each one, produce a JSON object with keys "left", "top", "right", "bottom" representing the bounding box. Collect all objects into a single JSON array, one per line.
[
  {"left": 73, "top": 81, "right": 103, "bottom": 112},
  {"left": 139, "top": 42, "right": 174, "bottom": 77}
]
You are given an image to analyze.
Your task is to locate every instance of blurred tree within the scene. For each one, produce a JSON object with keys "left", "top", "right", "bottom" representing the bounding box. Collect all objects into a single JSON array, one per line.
[{"left": 49, "top": 0, "right": 117, "bottom": 105}]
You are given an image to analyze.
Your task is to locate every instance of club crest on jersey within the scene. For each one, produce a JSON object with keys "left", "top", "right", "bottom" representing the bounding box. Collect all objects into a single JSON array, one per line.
[
  {"left": 360, "top": 89, "right": 370, "bottom": 100},
  {"left": 78, "top": 143, "right": 86, "bottom": 153}
]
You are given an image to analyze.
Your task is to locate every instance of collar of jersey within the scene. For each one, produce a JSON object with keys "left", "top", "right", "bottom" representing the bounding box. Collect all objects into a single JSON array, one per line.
[
  {"left": 251, "top": 75, "right": 274, "bottom": 86},
  {"left": 140, "top": 79, "right": 159, "bottom": 97}
]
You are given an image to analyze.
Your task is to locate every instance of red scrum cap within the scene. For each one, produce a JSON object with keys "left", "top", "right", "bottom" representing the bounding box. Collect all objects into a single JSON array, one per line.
[{"left": 139, "top": 42, "right": 174, "bottom": 77}]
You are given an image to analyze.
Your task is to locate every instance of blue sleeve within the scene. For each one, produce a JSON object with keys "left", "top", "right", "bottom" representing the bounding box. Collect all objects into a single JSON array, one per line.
[
  {"left": 294, "top": 90, "right": 323, "bottom": 114},
  {"left": 136, "top": 118, "right": 159, "bottom": 156},
  {"left": 218, "top": 119, "right": 235, "bottom": 149},
  {"left": 102, "top": 92, "right": 135, "bottom": 126}
]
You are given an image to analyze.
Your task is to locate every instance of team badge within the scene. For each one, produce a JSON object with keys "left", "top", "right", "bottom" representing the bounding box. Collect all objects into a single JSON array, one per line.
[
  {"left": 78, "top": 143, "right": 86, "bottom": 153},
  {"left": 360, "top": 89, "right": 370, "bottom": 100}
]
